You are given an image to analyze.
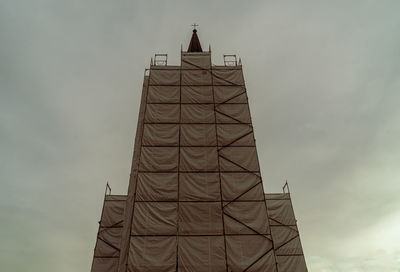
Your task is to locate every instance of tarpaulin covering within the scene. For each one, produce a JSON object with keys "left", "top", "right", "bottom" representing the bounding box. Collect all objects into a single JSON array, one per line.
[
  {"left": 91, "top": 195, "right": 127, "bottom": 272},
  {"left": 181, "top": 86, "right": 213, "bottom": 103},
  {"left": 144, "top": 104, "right": 179, "bottom": 123},
  {"left": 214, "top": 86, "right": 247, "bottom": 103},
  {"left": 266, "top": 193, "right": 308, "bottom": 272},
  {"left": 149, "top": 68, "right": 180, "bottom": 85},
  {"left": 91, "top": 193, "right": 308, "bottom": 271},
  {"left": 179, "top": 202, "right": 223, "bottom": 235},
  {"left": 181, "top": 124, "right": 216, "bottom": 146},
  {"left": 219, "top": 147, "right": 260, "bottom": 172},
  {"left": 129, "top": 236, "right": 176, "bottom": 271},
  {"left": 181, "top": 104, "right": 215, "bottom": 123},
  {"left": 147, "top": 86, "right": 180, "bottom": 103},
  {"left": 178, "top": 236, "right": 226, "bottom": 271},
  {"left": 119, "top": 52, "right": 277, "bottom": 272},
  {"left": 180, "top": 147, "right": 219, "bottom": 171},
  {"left": 224, "top": 201, "right": 269, "bottom": 234},
  {"left": 181, "top": 52, "right": 211, "bottom": 69},
  {"left": 212, "top": 67, "right": 244, "bottom": 86},
  {"left": 179, "top": 173, "right": 220, "bottom": 201},
  {"left": 139, "top": 147, "right": 179, "bottom": 171},
  {"left": 226, "top": 235, "right": 274, "bottom": 271},
  {"left": 216, "top": 104, "right": 251, "bottom": 123},
  {"left": 221, "top": 173, "right": 263, "bottom": 201},
  {"left": 91, "top": 51, "right": 307, "bottom": 272},
  {"left": 142, "top": 124, "right": 179, "bottom": 146},
  {"left": 217, "top": 124, "right": 254, "bottom": 146},
  {"left": 136, "top": 173, "right": 178, "bottom": 201},
  {"left": 132, "top": 202, "right": 177, "bottom": 235},
  {"left": 182, "top": 70, "right": 212, "bottom": 85}
]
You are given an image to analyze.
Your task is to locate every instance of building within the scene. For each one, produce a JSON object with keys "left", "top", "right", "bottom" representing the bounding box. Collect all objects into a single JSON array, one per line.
[{"left": 90, "top": 29, "right": 308, "bottom": 272}]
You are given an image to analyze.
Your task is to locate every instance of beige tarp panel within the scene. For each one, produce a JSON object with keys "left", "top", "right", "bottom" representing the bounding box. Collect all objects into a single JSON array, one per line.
[
  {"left": 226, "top": 235, "right": 273, "bottom": 271},
  {"left": 246, "top": 250, "right": 277, "bottom": 272},
  {"left": 217, "top": 124, "right": 254, "bottom": 146},
  {"left": 226, "top": 93, "right": 248, "bottom": 103},
  {"left": 221, "top": 173, "right": 263, "bottom": 201},
  {"left": 129, "top": 237, "right": 176, "bottom": 271},
  {"left": 97, "top": 228, "right": 122, "bottom": 253},
  {"left": 92, "top": 258, "right": 119, "bottom": 272},
  {"left": 181, "top": 86, "right": 213, "bottom": 103},
  {"left": 150, "top": 65, "right": 180, "bottom": 70},
  {"left": 117, "top": 75, "right": 150, "bottom": 271},
  {"left": 149, "top": 69, "right": 180, "bottom": 85},
  {"left": 144, "top": 104, "right": 179, "bottom": 123},
  {"left": 271, "top": 225, "right": 300, "bottom": 249},
  {"left": 181, "top": 104, "right": 215, "bottom": 123},
  {"left": 214, "top": 86, "right": 247, "bottom": 104},
  {"left": 136, "top": 173, "right": 178, "bottom": 201},
  {"left": 212, "top": 68, "right": 244, "bottom": 86},
  {"left": 219, "top": 147, "right": 260, "bottom": 172},
  {"left": 266, "top": 198, "right": 296, "bottom": 226},
  {"left": 179, "top": 173, "right": 220, "bottom": 201},
  {"left": 266, "top": 193, "right": 308, "bottom": 271},
  {"left": 102, "top": 200, "right": 125, "bottom": 227},
  {"left": 216, "top": 104, "right": 251, "bottom": 123},
  {"left": 224, "top": 201, "right": 269, "bottom": 234},
  {"left": 265, "top": 193, "right": 291, "bottom": 200},
  {"left": 147, "top": 86, "right": 180, "bottom": 103},
  {"left": 105, "top": 195, "right": 127, "bottom": 201},
  {"left": 117, "top": 75, "right": 149, "bottom": 271},
  {"left": 178, "top": 236, "right": 226, "bottom": 271},
  {"left": 142, "top": 124, "right": 179, "bottom": 146},
  {"left": 91, "top": 195, "right": 127, "bottom": 272},
  {"left": 94, "top": 238, "right": 120, "bottom": 257},
  {"left": 132, "top": 202, "right": 177, "bottom": 235},
  {"left": 182, "top": 70, "right": 212, "bottom": 85},
  {"left": 213, "top": 66, "right": 242, "bottom": 70},
  {"left": 277, "top": 256, "right": 308, "bottom": 272},
  {"left": 112, "top": 51, "right": 309, "bottom": 272},
  {"left": 274, "top": 234, "right": 302, "bottom": 255},
  {"left": 180, "top": 147, "right": 218, "bottom": 171},
  {"left": 181, "top": 124, "right": 216, "bottom": 146},
  {"left": 139, "top": 147, "right": 179, "bottom": 171},
  {"left": 179, "top": 202, "right": 223, "bottom": 235},
  {"left": 181, "top": 52, "right": 211, "bottom": 69}
]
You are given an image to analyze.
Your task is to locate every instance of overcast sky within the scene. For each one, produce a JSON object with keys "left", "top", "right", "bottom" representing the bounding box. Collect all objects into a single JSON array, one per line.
[{"left": 1, "top": 0, "right": 400, "bottom": 271}]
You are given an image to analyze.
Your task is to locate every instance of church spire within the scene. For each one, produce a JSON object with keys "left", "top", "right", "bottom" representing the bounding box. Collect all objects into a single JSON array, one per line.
[{"left": 187, "top": 25, "right": 203, "bottom": 52}]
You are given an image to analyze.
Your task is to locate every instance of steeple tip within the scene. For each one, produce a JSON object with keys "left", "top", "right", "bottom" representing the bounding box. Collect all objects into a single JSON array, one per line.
[{"left": 187, "top": 24, "right": 203, "bottom": 52}]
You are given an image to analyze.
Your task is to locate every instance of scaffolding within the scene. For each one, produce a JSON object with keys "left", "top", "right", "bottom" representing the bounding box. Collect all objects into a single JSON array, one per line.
[{"left": 91, "top": 30, "right": 307, "bottom": 272}]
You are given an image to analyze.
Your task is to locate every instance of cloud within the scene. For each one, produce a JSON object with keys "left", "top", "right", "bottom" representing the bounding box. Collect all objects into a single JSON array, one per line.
[{"left": 1, "top": 0, "right": 400, "bottom": 271}]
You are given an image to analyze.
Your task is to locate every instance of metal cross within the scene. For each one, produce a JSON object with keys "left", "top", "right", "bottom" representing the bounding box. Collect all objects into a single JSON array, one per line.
[{"left": 191, "top": 23, "right": 199, "bottom": 30}]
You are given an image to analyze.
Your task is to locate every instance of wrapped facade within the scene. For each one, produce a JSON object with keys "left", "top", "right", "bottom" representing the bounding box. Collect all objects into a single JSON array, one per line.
[{"left": 91, "top": 29, "right": 307, "bottom": 271}]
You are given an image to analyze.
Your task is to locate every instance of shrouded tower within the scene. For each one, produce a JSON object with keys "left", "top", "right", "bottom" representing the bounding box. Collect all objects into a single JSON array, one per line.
[{"left": 91, "top": 29, "right": 307, "bottom": 272}]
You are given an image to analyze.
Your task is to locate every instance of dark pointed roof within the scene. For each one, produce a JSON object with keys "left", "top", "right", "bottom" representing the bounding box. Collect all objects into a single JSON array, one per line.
[{"left": 187, "top": 29, "right": 203, "bottom": 52}]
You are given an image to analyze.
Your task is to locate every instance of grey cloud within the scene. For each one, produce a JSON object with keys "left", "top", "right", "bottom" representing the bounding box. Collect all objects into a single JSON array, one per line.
[{"left": 1, "top": 0, "right": 400, "bottom": 271}]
